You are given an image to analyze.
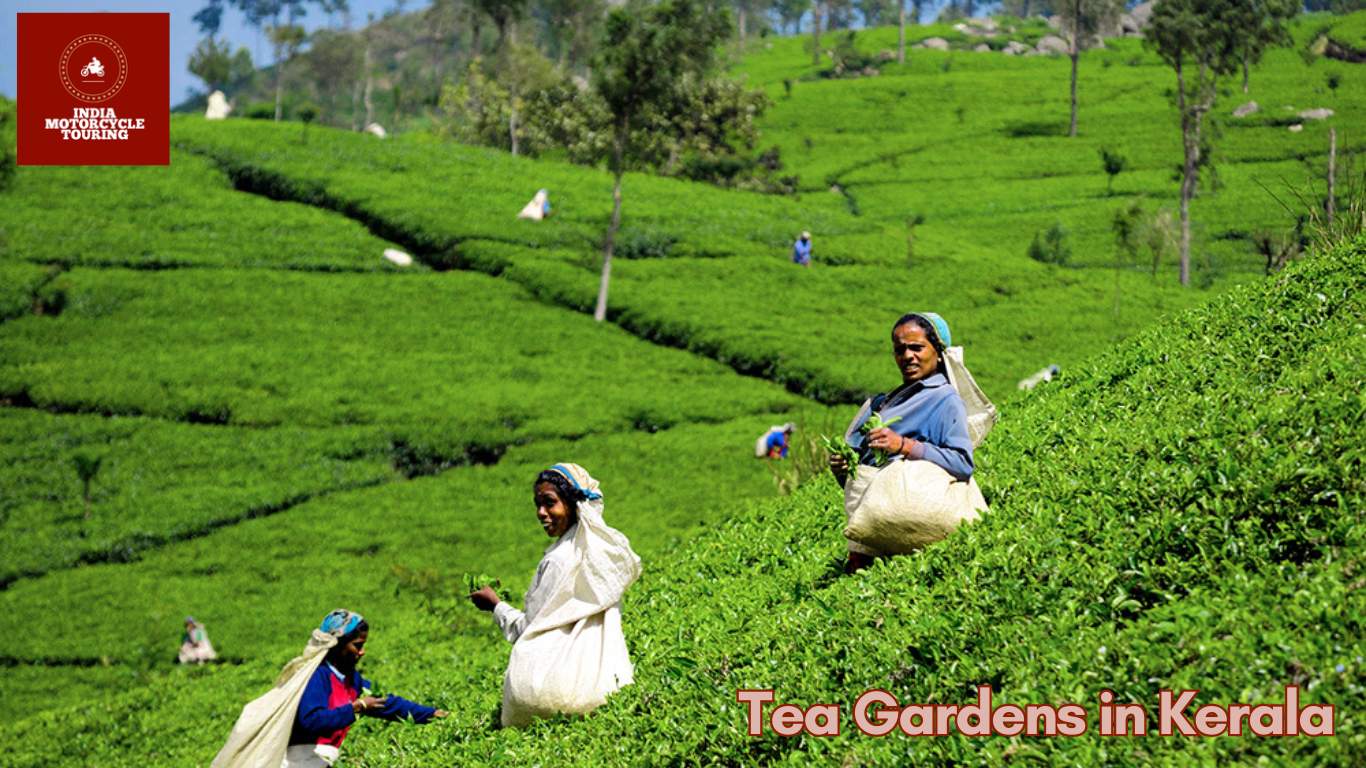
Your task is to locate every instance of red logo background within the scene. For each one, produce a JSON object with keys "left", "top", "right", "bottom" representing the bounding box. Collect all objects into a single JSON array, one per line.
[{"left": 18, "top": 14, "right": 169, "bottom": 166}]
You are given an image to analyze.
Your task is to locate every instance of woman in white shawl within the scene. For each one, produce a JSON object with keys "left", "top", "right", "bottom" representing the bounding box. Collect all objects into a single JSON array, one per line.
[{"left": 470, "top": 463, "right": 641, "bottom": 728}]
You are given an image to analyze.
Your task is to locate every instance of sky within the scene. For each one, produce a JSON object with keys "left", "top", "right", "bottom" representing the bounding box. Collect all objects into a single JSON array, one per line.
[{"left": 2, "top": 0, "right": 433, "bottom": 108}]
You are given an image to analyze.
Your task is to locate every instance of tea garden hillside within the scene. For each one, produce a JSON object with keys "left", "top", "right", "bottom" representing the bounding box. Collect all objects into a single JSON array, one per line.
[{"left": 0, "top": 4, "right": 1364, "bottom": 766}]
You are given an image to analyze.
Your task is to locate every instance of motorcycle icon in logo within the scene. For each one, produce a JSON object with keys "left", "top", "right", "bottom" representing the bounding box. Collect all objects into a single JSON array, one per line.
[{"left": 61, "top": 35, "right": 127, "bottom": 103}]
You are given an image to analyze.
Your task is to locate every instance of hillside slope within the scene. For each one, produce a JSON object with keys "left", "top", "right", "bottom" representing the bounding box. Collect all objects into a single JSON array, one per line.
[{"left": 6, "top": 236, "right": 1361, "bottom": 767}]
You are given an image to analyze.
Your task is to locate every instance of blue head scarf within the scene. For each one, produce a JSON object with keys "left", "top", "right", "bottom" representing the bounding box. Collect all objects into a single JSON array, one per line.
[
  {"left": 895, "top": 312, "right": 951, "bottom": 352},
  {"left": 319, "top": 609, "right": 364, "bottom": 638}
]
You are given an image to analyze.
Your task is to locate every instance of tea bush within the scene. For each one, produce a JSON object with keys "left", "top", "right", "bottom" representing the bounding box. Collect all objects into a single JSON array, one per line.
[
  {"left": 0, "top": 151, "right": 410, "bottom": 272},
  {"left": 0, "top": 268, "right": 804, "bottom": 437},
  {"left": 169, "top": 119, "right": 1205, "bottom": 401},
  {"left": 3, "top": 233, "right": 1362, "bottom": 766},
  {"left": 0, "top": 409, "right": 393, "bottom": 587},
  {"left": 0, "top": 410, "right": 831, "bottom": 664}
]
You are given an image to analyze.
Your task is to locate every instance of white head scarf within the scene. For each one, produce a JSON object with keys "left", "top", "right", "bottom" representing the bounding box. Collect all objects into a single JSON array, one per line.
[{"left": 528, "top": 463, "right": 641, "bottom": 634}]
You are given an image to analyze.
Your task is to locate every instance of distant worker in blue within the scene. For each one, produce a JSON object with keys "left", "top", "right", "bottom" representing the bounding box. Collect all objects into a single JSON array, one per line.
[
  {"left": 517, "top": 189, "right": 552, "bottom": 220},
  {"left": 755, "top": 423, "right": 796, "bottom": 459},
  {"left": 792, "top": 231, "right": 813, "bottom": 266}
]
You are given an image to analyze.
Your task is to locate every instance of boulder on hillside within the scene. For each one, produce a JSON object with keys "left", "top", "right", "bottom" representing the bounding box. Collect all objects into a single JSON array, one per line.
[
  {"left": 363, "top": 123, "right": 387, "bottom": 139},
  {"left": 1129, "top": 1, "right": 1155, "bottom": 28},
  {"left": 1298, "top": 108, "right": 1334, "bottom": 120},
  {"left": 1289, "top": 124, "right": 1304, "bottom": 133},
  {"left": 1036, "top": 35, "right": 1070, "bottom": 55},
  {"left": 974, "top": 43, "right": 992, "bottom": 52},
  {"left": 205, "top": 91, "right": 231, "bottom": 120},
  {"left": 1232, "top": 101, "right": 1259, "bottom": 118},
  {"left": 916, "top": 37, "right": 951, "bottom": 51},
  {"left": 954, "top": 22, "right": 999, "bottom": 38},
  {"left": 1002, "top": 40, "right": 1029, "bottom": 56}
]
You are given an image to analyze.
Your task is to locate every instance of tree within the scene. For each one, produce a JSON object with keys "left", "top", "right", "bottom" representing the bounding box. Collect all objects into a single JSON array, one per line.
[
  {"left": 194, "top": 0, "right": 344, "bottom": 119},
  {"left": 424, "top": 0, "right": 463, "bottom": 96},
  {"left": 1146, "top": 0, "right": 1245, "bottom": 286},
  {"left": 1111, "top": 200, "right": 1143, "bottom": 315},
  {"left": 268, "top": 22, "right": 309, "bottom": 121},
  {"left": 898, "top": 0, "right": 906, "bottom": 63},
  {"left": 189, "top": 36, "right": 236, "bottom": 92},
  {"left": 1099, "top": 146, "right": 1127, "bottom": 195},
  {"left": 856, "top": 0, "right": 895, "bottom": 26},
  {"left": 0, "top": 96, "right": 16, "bottom": 193},
  {"left": 471, "top": 0, "right": 528, "bottom": 51},
  {"left": 232, "top": 46, "right": 256, "bottom": 82},
  {"left": 592, "top": 0, "right": 733, "bottom": 322},
  {"left": 306, "top": 28, "right": 362, "bottom": 125},
  {"left": 811, "top": 0, "right": 823, "bottom": 66},
  {"left": 498, "top": 44, "right": 558, "bottom": 156},
  {"left": 71, "top": 453, "right": 102, "bottom": 520},
  {"left": 1054, "top": 0, "right": 1122, "bottom": 138},
  {"left": 770, "top": 0, "right": 809, "bottom": 35},
  {"left": 1232, "top": 0, "right": 1297, "bottom": 93}
]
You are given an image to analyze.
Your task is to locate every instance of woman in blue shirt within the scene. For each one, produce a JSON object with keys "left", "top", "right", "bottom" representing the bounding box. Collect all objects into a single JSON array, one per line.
[
  {"left": 828, "top": 312, "right": 974, "bottom": 572},
  {"left": 285, "top": 610, "right": 446, "bottom": 767}
]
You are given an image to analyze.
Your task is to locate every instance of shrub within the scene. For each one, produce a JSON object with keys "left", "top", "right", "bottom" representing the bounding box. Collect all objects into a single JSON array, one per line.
[
  {"left": 244, "top": 102, "right": 275, "bottom": 120},
  {"left": 1027, "top": 222, "right": 1072, "bottom": 265},
  {"left": 614, "top": 228, "right": 678, "bottom": 259}
]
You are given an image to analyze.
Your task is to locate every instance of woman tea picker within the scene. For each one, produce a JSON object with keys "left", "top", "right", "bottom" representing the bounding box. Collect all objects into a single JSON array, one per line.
[
  {"left": 470, "top": 463, "right": 642, "bottom": 728},
  {"left": 829, "top": 312, "right": 993, "bottom": 572},
  {"left": 210, "top": 610, "right": 446, "bottom": 768}
]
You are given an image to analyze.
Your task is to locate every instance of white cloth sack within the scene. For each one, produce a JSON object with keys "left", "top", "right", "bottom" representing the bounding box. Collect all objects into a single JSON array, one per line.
[
  {"left": 844, "top": 461, "right": 987, "bottom": 554},
  {"left": 516, "top": 191, "right": 548, "bottom": 221},
  {"left": 282, "top": 744, "right": 339, "bottom": 768},
  {"left": 210, "top": 630, "right": 337, "bottom": 768},
  {"left": 942, "top": 346, "right": 996, "bottom": 449},
  {"left": 501, "top": 493, "right": 641, "bottom": 728}
]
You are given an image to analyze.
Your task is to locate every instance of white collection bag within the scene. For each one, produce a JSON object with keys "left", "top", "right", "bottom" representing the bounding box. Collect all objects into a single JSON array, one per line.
[
  {"left": 210, "top": 630, "right": 336, "bottom": 768},
  {"left": 942, "top": 346, "right": 996, "bottom": 449},
  {"left": 501, "top": 495, "right": 641, "bottom": 728},
  {"left": 843, "top": 461, "right": 987, "bottom": 554}
]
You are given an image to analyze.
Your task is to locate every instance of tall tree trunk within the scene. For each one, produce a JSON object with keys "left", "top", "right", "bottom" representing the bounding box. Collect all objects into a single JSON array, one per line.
[
  {"left": 812, "top": 2, "right": 822, "bottom": 67},
  {"left": 1068, "top": 50, "right": 1079, "bottom": 137},
  {"left": 510, "top": 97, "right": 519, "bottom": 156},
  {"left": 364, "top": 43, "right": 375, "bottom": 127},
  {"left": 898, "top": 0, "right": 906, "bottom": 64},
  {"left": 495, "top": 17, "right": 508, "bottom": 52},
  {"left": 274, "top": 51, "right": 285, "bottom": 121},
  {"left": 1176, "top": 60, "right": 1192, "bottom": 287},
  {"left": 352, "top": 78, "right": 362, "bottom": 131},
  {"left": 596, "top": 126, "right": 627, "bottom": 323},
  {"left": 738, "top": 8, "right": 746, "bottom": 56},
  {"left": 1328, "top": 128, "right": 1336, "bottom": 230},
  {"left": 1067, "top": 0, "right": 1080, "bottom": 137},
  {"left": 1241, "top": 56, "right": 1249, "bottom": 93}
]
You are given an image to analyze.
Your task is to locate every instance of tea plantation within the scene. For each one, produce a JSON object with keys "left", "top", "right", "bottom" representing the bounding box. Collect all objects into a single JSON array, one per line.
[
  {"left": 1, "top": 12, "right": 1364, "bottom": 767},
  {"left": 2, "top": 234, "right": 1362, "bottom": 767}
]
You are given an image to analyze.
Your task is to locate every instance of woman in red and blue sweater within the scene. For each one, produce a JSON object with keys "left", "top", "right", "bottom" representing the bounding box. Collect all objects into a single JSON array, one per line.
[{"left": 284, "top": 610, "right": 447, "bottom": 768}]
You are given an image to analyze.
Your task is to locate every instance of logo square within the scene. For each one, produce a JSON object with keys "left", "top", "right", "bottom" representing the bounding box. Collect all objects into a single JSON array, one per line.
[{"left": 18, "top": 13, "right": 169, "bottom": 166}]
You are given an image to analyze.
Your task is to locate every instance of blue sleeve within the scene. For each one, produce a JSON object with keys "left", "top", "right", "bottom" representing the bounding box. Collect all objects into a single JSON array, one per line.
[
  {"left": 915, "top": 396, "right": 974, "bottom": 481},
  {"left": 374, "top": 693, "right": 438, "bottom": 724},
  {"left": 296, "top": 667, "right": 357, "bottom": 734}
]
